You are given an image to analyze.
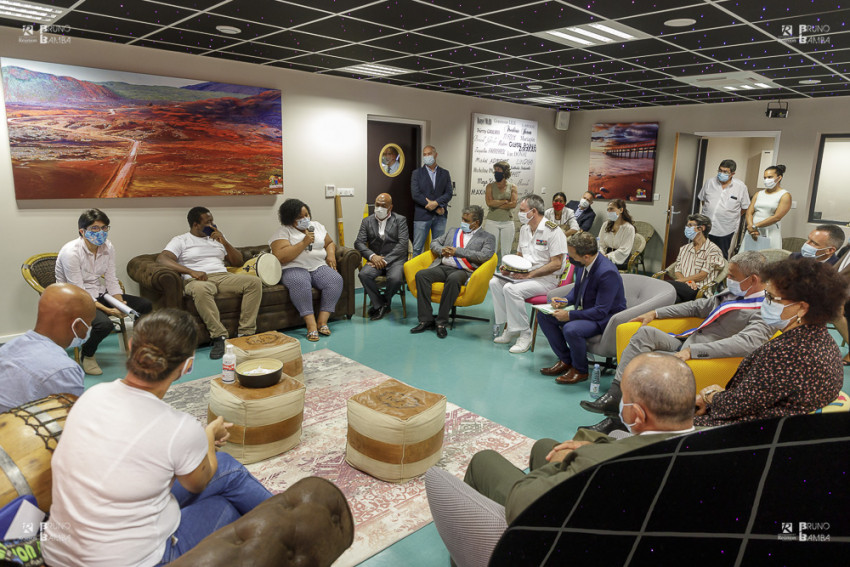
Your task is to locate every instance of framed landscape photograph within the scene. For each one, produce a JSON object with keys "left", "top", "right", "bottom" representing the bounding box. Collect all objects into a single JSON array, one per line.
[{"left": 588, "top": 122, "right": 658, "bottom": 202}]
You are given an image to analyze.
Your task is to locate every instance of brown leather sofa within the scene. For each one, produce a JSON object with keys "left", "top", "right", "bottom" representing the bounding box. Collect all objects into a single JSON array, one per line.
[
  {"left": 127, "top": 245, "right": 360, "bottom": 344},
  {"left": 170, "top": 476, "right": 354, "bottom": 567}
]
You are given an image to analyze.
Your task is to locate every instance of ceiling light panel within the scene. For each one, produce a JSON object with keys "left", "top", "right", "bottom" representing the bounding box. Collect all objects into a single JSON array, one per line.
[
  {"left": 339, "top": 63, "right": 411, "bottom": 77},
  {"left": 538, "top": 20, "right": 651, "bottom": 48},
  {"left": 0, "top": 0, "right": 65, "bottom": 23}
]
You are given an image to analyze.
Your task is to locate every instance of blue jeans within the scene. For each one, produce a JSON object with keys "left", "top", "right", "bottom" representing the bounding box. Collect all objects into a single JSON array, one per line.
[
  {"left": 159, "top": 452, "right": 272, "bottom": 564},
  {"left": 413, "top": 215, "right": 447, "bottom": 256}
]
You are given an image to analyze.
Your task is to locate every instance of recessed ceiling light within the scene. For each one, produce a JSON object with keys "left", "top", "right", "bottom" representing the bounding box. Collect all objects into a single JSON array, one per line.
[
  {"left": 527, "top": 84, "right": 543, "bottom": 90},
  {"left": 339, "top": 63, "right": 410, "bottom": 77},
  {"left": 664, "top": 18, "right": 697, "bottom": 28},
  {"left": 527, "top": 95, "right": 577, "bottom": 105},
  {"left": 541, "top": 20, "right": 650, "bottom": 48},
  {"left": 216, "top": 25, "right": 242, "bottom": 35},
  {"left": 0, "top": 0, "right": 65, "bottom": 23},
  {"left": 799, "top": 79, "right": 821, "bottom": 85}
]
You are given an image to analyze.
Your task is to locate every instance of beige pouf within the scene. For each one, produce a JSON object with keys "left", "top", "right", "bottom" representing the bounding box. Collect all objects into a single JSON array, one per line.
[
  {"left": 346, "top": 378, "right": 446, "bottom": 483},
  {"left": 208, "top": 376, "right": 305, "bottom": 464},
  {"left": 226, "top": 332, "right": 303, "bottom": 381}
]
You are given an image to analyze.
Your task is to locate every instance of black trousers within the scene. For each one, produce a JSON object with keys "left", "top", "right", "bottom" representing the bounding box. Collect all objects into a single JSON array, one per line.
[
  {"left": 670, "top": 280, "right": 700, "bottom": 304},
  {"left": 81, "top": 294, "right": 152, "bottom": 358},
  {"left": 415, "top": 265, "right": 470, "bottom": 325},
  {"left": 358, "top": 262, "right": 404, "bottom": 308},
  {"left": 708, "top": 233, "right": 733, "bottom": 259}
]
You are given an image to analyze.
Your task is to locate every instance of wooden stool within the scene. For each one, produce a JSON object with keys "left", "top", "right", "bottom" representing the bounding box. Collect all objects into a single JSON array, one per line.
[
  {"left": 346, "top": 378, "right": 446, "bottom": 483},
  {"left": 226, "top": 332, "right": 303, "bottom": 381},
  {"left": 208, "top": 376, "right": 305, "bottom": 464}
]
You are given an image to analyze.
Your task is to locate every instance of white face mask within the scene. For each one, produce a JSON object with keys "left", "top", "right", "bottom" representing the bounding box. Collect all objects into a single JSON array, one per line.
[
  {"left": 70, "top": 317, "right": 91, "bottom": 349},
  {"left": 375, "top": 206, "right": 389, "bottom": 220},
  {"left": 579, "top": 198, "right": 590, "bottom": 209},
  {"left": 763, "top": 177, "right": 777, "bottom": 189},
  {"left": 618, "top": 399, "right": 637, "bottom": 434},
  {"left": 296, "top": 217, "right": 311, "bottom": 230},
  {"left": 518, "top": 210, "right": 531, "bottom": 225}
]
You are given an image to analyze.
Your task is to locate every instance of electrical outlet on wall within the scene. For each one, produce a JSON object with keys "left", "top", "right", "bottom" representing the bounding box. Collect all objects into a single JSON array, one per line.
[
  {"left": 791, "top": 200, "right": 797, "bottom": 209},
  {"left": 541, "top": 186, "right": 547, "bottom": 195},
  {"left": 338, "top": 187, "right": 354, "bottom": 197},
  {"left": 325, "top": 184, "right": 335, "bottom": 198}
]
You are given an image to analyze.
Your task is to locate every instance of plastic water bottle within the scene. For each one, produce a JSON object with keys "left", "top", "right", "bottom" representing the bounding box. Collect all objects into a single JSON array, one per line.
[
  {"left": 589, "top": 364, "right": 601, "bottom": 399},
  {"left": 222, "top": 344, "right": 236, "bottom": 384}
]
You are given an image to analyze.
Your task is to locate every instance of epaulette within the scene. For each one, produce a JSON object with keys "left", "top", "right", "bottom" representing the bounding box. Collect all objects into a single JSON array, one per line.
[{"left": 545, "top": 220, "right": 558, "bottom": 229}]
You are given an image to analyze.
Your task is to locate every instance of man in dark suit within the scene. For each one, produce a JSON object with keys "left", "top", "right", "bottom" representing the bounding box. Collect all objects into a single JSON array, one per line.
[
  {"left": 411, "top": 205, "right": 495, "bottom": 338},
  {"left": 355, "top": 193, "right": 409, "bottom": 320},
  {"left": 566, "top": 191, "right": 596, "bottom": 233},
  {"left": 789, "top": 224, "right": 844, "bottom": 265},
  {"left": 411, "top": 145, "right": 453, "bottom": 256},
  {"left": 538, "top": 232, "right": 627, "bottom": 384}
]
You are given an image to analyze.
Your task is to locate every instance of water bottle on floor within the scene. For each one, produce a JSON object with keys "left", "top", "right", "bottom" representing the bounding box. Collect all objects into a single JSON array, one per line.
[
  {"left": 222, "top": 344, "right": 236, "bottom": 384},
  {"left": 589, "top": 364, "right": 601, "bottom": 399}
]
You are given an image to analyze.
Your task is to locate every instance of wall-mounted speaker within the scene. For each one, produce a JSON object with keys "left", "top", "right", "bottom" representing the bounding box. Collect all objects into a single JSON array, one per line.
[{"left": 555, "top": 111, "right": 570, "bottom": 131}]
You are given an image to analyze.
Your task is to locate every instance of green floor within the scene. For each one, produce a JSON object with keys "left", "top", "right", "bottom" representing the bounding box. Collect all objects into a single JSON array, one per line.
[{"left": 83, "top": 289, "right": 850, "bottom": 566}]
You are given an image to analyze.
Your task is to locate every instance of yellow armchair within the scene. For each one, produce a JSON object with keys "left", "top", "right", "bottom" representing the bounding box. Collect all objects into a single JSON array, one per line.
[
  {"left": 403, "top": 251, "right": 498, "bottom": 327},
  {"left": 616, "top": 318, "right": 743, "bottom": 392}
]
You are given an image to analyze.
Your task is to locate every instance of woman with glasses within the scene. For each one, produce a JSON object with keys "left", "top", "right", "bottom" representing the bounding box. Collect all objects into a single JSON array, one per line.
[
  {"left": 695, "top": 257, "right": 845, "bottom": 426},
  {"left": 56, "top": 208, "right": 152, "bottom": 375}
]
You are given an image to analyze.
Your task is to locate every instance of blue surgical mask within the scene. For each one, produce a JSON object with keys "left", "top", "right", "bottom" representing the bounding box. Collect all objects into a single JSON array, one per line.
[
  {"left": 684, "top": 226, "right": 697, "bottom": 240},
  {"left": 296, "top": 217, "right": 311, "bottom": 231},
  {"left": 725, "top": 277, "right": 749, "bottom": 297},
  {"left": 70, "top": 317, "right": 91, "bottom": 349},
  {"left": 800, "top": 242, "right": 825, "bottom": 259},
  {"left": 84, "top": 230, "right": 108, "bottom": 246},
  {"left": 607, "top": 211, "right": 619, "bottom": 222},
  {"left": 717, "top": 172, "right": 730, "bottom": 183},
  {"left": 494, "top": 171, "right": 505, "bottom": 182},
  {"left": 180, "top": 356, "right": 195, "bottom": 378},
  {"left": 618, "top": 399, "right": 637, "bottom": 434},
  {"left": 461, "top": 222, "right": 472, "bottom": 233},
  {"left": 424, "top": 155, "right": 435, "bottom": 167},
  {"left": 760, "top": 299, "right": 799, "bottom": 329}
]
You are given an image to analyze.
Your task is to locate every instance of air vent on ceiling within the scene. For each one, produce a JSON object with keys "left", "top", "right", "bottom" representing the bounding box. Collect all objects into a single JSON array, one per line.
[{"left": 674, "top": 71, "right": 779, "bottom": 91}]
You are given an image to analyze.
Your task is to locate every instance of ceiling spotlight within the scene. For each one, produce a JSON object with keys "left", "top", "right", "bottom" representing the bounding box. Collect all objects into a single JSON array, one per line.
[
  {"left": 527, "top": 84, "right": 543, "bottom": 90},
  {"left": 216, "top": 25, "right": 242, "bottom": 35},
  {"left": 799, "top": 79, "right": 821, "bottom": 85},
  {"left": 664, "top": 18, "right": 697, "bottom": 28}
]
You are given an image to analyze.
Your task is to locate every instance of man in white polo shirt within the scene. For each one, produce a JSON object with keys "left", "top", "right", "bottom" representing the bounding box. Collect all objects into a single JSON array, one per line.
[
  {"left": 157, "top": 207, "right": 262, "bottom": 359},
  {"left": 697, "top": 159, "right": 750, "bottom": 259}
]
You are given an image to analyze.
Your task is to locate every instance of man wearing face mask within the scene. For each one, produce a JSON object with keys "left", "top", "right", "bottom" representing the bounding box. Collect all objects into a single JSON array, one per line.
[
  {"left": 789, "top": 224, "right": 844, "bottom": 265},
  {"left": 56, "top": 208, "right": 153, "bottom": 375},
  {"left": 490, "top": 194, "right": 568, "bottom": 353},
  {"left": 355, "top": 193, "right": 410, "bottom": 320},
  {"left": 666, "top": 214, "right": 725, "bottom": 304},
  {"left": 158, "top": 207, "right": 262, "bottom": 359},
  {"left": 411, "top": 206, "right": 495, "bottom": 338},
  {"left": 411, "top": 145, "right": 453, "bottom": 256},
  {"left": 697, "top": 159, "right": 750, "bottom": 259},
  {"left": 566, "top": 191, "right": 596, "bottom": 233},
  {"left": 382, "top": 146, "right": 401, "bottom": 175},
  {"left": 0, "top": 283, "right": 95, "bottom": 412},
  {"left": 463, "top": 353, "right": 695, "bottom": 523},
  {"left": 581, "top": 251, "right": 773, "bottom": 434}
]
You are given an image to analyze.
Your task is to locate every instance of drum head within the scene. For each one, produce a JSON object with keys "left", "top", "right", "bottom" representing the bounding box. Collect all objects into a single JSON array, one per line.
[
  {"left": 502, "top": 254, "right": 532, "bottom": 273},
  {"left": 254, "top": 253, "right": 282, "bottom": 286}
]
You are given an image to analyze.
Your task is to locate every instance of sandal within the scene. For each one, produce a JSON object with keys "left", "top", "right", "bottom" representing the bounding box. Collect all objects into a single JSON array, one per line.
[
  {"left": 307, "top": 330, "right": 319, "bottom": 342},
  {"left": 318, "top": 325, "right": 331, "bottom": 336}
]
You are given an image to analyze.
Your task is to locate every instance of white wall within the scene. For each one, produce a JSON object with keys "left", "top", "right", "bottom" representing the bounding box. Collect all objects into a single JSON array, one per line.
[
  {"left": 559, "top": 98, "right": 850, "bottom": 273},
  {"left": 0, "top": 28, "right": 567, "bottom": 338}
]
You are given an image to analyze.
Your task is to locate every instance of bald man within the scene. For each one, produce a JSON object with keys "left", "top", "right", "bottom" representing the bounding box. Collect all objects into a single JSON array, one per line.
[
  {"left": 463, "top": 353, "right": 696, "bottom": 523},
  {"left": 355, "top": 193, "right": 410, "bottom": 320},
  {"left": 0, "top": 283, "right": 96, "bottom": 412}
]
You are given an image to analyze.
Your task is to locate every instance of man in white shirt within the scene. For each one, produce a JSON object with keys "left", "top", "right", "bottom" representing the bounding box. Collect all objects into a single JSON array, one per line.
[
  {"left": 56, "top": 208, "right": 153, "bottom": 375},
  {"left": 490, "top": 194, "right": 567, "bottom": 353},
  {"left": 157, "top": 207, "right": 262, "bottom": 359},
  {"left": 697, "top": 159, "right": 750, "bottom": 259}
]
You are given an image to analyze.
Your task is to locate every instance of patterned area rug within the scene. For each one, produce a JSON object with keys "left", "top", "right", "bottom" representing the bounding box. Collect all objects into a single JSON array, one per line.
[{"left": 163, "top": 348, "right": 534, "bottom": 566}]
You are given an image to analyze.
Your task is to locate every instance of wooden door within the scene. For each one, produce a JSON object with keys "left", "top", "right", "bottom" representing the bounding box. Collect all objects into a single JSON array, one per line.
[{"left": 366, "top": 121, "right": 420, "bottom": 237}]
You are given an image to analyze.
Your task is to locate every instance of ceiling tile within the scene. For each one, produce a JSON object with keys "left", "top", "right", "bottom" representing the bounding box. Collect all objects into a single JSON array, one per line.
[
  {"left": 591, "top": 38, "right": 684, "bottom": 59},
  {"left": 470, "top": 57, "right": 548, "bottom": 73},
  {"left": 342, "top": 0, "right": 459, "bottom": 30},
  {"left": 132, "top": 38, "right": 210, "bottom": 55},
  {"left": 620, "top": 4, "right": 741, "bottom": 37},
  {"left": 570, "top": 59, "right": 645, "bottom": 76},
  {"left": 362, "top": 31, "right": 458, "bottom": 53},
  {"left": 177, "top": 14, "right": 283, "bottom": 39},
  {"left": 378, "top": 55, "right": 456, "bottom": 71},
  {"left": 297, "top": 15, "right": 393, "bottom": 42},
  {"left": 424, "top": 18, "right": 521, "bottom": 44},
  {"left": 427, "top": 64, "right": 492, "bottom": 79},
  {"left": 627, "top": 51, "right": 712, "bottom": 69},
  {"left": 475, "top": 34, "right": 567, "bottom": 56},
  {"left": 421, "top": 0, "right": 543, "bottom": 17},
  {"left": 146, "top": 28, "right": 242, "bottom": 50},
  {"left": 507, "top": 67, "right": 580, "bottom": 81},
  {"left": 285, "top": 52, "right": 361, "bottom": 68},
  {"left": 390, "top": 71, "right": 446, "bottom": 84},
  {"left": 523, "top": 49, "right": 608, "bottom": 67},
  {"left": 494, "top": 1, "right": 593, "bottom": 33},
  {"left": 701, "top": 41, "right": 799, "bottom": 62},
  {"left": 55, "top": 11, "right": 160, "bottom": 38},
  {"left": 261, "top": 29, "right": 347, "bottom": 51},
  {"left": 223, "top": 41, "right": 303, "bottom": 60},
  {"left": 580, "top": 0, "right": 707, "bottom": 19},
  {"left": 668, "top": 25, "right": 774, "bottom": 50},
  {"left": 321, "top": 43, "right": 401, "bottom": 62},
  {"left": 271, "top": 0, "right": 369, "bottom": 14},
  {"left": 722, "top": 1, "right": 846, "bottom": 21},
  {"left": 268, "top": 60, "right": 322, "bottom": 72},
  {"left": 203, "top": 50, "right": 273, "bottom": 64},
  {"left": 209, "top": 0, "right": 327, "bottom": 26},
  {"left": 428, "top": 46, "right": 505, "bottom": 64},
  {"left": 72, "top": 0, "right": 190, "bottom": 25},
  {"left": 662, "top": 62, "right": 742, "bottom": 77}
]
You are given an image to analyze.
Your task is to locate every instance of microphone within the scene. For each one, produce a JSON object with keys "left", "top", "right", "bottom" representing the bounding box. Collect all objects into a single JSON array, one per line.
[{"left": 307, "top": 225, "right": 315, "bottom": 251}]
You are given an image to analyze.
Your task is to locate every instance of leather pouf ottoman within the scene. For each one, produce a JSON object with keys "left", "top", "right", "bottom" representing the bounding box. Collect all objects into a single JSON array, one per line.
[
  {"left": 346, "top": 378, "right": 446, "bottom": 483},
  {"left": 227, "top": 332, "right": 304, "bottom": 381},
  {"left": 208, "top": 376, "right": 306, "bottom": 464}
]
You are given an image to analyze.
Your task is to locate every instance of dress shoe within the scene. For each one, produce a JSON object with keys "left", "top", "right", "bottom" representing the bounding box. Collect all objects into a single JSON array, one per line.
[
  {"left": 370, "top": 304, "right": 390, "bottom": 321},
  {"left": 367, "top": 305, "right": 379, "bottom": 317},
  {"left": 580, "top": 382, "right": 622, "bottom": 416},
  {"left": 210, "top": 337, "right": 226, "bottom": 359},
  {"left": 436, "top": 325, "right": 448, "bottom": 339},
  {"left": 410, "top": 321, "right": 436, "bottom": 334},
  {"left": 556, "top": 368, "right": 589, "bottom": 385},
  {"left": 540, "top": 360, "right": 572, "bottom": 376},
  {"left": 509, "top": 330, "right": 533, "bottom": 353},
  {"left": 493, "top": 329, "right": 518, "bottom": 344},
  {"left": 578, "top": 416, "right": 629, "bottom": 435},
  {"left": 81, "top": 356, "right": 102, "bottom": 376}
]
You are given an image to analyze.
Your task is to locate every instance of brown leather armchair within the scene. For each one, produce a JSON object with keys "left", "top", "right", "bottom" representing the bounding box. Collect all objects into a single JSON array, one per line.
[
  {"left": 127, "top": 245, "right": 360, "bottom": 344},
  {"left": 170, "top": 476, "right": 354, "bottom": 567}
]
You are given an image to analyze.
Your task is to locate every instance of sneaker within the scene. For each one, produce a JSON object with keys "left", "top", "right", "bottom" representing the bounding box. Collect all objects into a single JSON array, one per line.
[
  {"left": 494, "top": 329, "right": 518, "bottom": 344},
  {"left": 81, "top": 356, "right": 103, "bottom": 376},
  {"left": 210, "top": 337, "right": 226, "bottom": 359},
  {"left": 509, "top": 330, "right": 533, "bottom": 354}
]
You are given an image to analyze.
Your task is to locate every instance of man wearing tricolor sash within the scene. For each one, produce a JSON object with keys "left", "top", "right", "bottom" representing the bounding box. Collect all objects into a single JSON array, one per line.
[
  {"left": 581, "top": 251, "right": 774, "bottom": 434},
  {"left": 411, "top": 206, "right": 496, "bottom": 338}
]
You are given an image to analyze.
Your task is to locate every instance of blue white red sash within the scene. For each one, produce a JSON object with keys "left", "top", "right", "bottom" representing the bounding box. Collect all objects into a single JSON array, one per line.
[
  {"left": 674, "top": 295, "right": 764, "bottom": 338},
  {"left": 452, "top": 229, "right": 474, "bottom": 272}
]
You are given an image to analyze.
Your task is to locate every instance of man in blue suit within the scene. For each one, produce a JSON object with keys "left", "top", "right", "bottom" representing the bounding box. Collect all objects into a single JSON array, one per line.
[
  {"left": 411, "top": 145, "right": 453, "bottom": 256},
  {"left": 538, "top": 232, "right": 627, "bottom": 384}
]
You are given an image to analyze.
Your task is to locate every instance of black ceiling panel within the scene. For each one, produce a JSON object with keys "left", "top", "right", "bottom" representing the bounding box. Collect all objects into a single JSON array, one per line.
[
  {"left": 177, "top": 14, "right": 283, "bottom": 39},
  {"left": 422, "top": 0, "right": 544, "bottom": 17},
  {"left": 378, "top": 55, "right": 456, "bottom": 71},
  {"left": 285, "top": 52, "right": 361, "bottom": 69},
  {"left": 494, "top": 1, "right": 594, "bottom": 33},
  {"left": 627, "top": 51, "right": 712, "bottom": 69},
  {"left": 428, "top": 46, "right": 505, "bottom": 64},
  {"left": 321, "top": 42, "right": 401, "bottom": 62},
  {"left": 581, "top": 0, "right": 707, "bottom": 20},
  {"left": 146, "top": 27, "right": 242, "bottom": 50},
  {"left": 209, "top": 1, "right": 328, "bottom": 27},
  {"left": 261, "top": 29, "right": 348, "bottom": 51},
  {"left": 723, "top": 1, "right": 848, "bottom": 21},
  {"left": 222, "top": 41, "right": 303, "bottom": 60},
  {"left": 668, "top": 25, "right": 775, "bottom": 50},
  {"left": 342, "top": 0, "right": 460, "bottom": 30},
  {"left": 296, "top": 16, "right": 392, "bottom": 43},
  {"left": 71, "top": 0, "right": 189, "bottom": 25},
  {"left": 282, "top": 0, "right": 373, "bottom": 14},
  {"left": 424, "top": 18, "right": 521, "bottom": 44},
  {"left": 56, "top": 11, "right": 160, "bottom": 38},
  {"left": 621, "top": 4, "right": 741, "bottom": 37},
  {"left": 362, "top": 31, "right": 458, "bottom": 53},
  {"left": 591, "top": 38, "right": 684, "bottom": 59},
  {"left": 474, "top": 35, "right": 568, "bottom": 56}
]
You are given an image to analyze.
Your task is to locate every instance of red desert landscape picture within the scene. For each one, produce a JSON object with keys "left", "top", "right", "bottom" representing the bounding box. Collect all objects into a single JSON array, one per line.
[{"left": 1, "top": 58, "right": 283, "bottom": 199}]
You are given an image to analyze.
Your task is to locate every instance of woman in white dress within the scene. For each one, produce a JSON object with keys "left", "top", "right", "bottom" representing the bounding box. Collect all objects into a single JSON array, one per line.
[{"left": 742, "top": 165, "right": 792, "bottom": 251}]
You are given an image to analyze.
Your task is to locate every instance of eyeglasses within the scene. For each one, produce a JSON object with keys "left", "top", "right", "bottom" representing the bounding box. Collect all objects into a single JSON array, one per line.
[
  {"left": 764, "top": 291, "right": 792, "bottom": 305},
  {"left": 86, "top": 225, "right": 110, "bottom": 233}
]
